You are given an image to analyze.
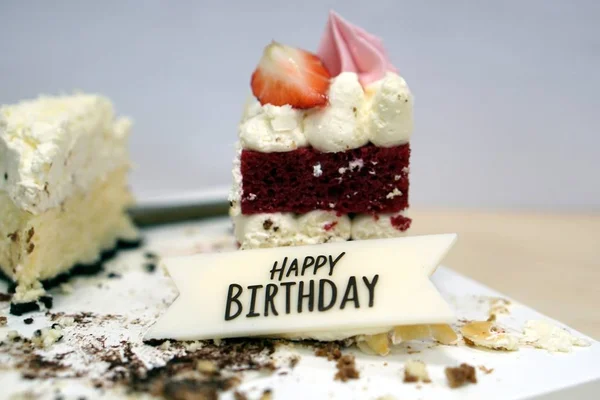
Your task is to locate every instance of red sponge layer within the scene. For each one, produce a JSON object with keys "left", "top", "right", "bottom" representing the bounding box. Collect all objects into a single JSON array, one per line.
[{"left": 240, "top": 144, "right": 410, "bottom": 215}]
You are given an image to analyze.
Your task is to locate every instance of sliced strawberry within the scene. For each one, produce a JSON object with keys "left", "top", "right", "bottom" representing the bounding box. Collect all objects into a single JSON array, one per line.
[{"left": 251, "top": 41, "right": 331, "bottom": 109}]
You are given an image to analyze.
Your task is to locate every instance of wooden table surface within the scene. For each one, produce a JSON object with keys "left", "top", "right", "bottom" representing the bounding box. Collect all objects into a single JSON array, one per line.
[{"left": 409, "top": 210, "right": 600, "bottom": 339}]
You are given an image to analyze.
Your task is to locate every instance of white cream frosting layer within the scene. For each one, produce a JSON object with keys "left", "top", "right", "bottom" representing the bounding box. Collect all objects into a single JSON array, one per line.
[
  {"left": 233, "top": 210, "right": 409, "bottom": 249},
  {"left": 233, "top": 211, "right": 351, "bottom": 249},
  {"left": 0, "top": 94, "right": 131, "bottom": 214},
  {"left": 239, "top": 72, "right": 413, "bottom": 153}
]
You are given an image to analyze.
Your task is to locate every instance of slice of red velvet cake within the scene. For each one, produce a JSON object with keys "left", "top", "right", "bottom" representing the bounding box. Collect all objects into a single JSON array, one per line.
[{"left": 230, "top": 11, "right": 413, "bottom": 249}]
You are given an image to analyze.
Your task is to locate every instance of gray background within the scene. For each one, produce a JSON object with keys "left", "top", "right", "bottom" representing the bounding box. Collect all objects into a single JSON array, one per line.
[{"left": 1, "top": 1, "right": 598, "bottom": 209}]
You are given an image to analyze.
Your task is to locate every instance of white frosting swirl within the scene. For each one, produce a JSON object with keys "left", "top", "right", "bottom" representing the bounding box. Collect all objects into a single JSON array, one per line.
[
  {"left": 303, "top": 72, "right": 368, "bottom": 152},
  {"left": 238, "top": 72, "right": 413, "bottom": 153},
  {"left": 362, "top": 72, "right": 413, "bottom": 147},
  {"left": 233, "top": 210, "right": 351, "bottom": 249},
  {"left": 239, "top": 100, "right": 307, "bottom": 152}
]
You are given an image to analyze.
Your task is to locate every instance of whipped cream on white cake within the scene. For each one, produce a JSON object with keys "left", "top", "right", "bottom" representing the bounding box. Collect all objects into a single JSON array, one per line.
[
  {"left": 352, "top": 211, "right": 412, "bottom": 240},
  {"left": 0, "top": 94, "right": 131, "bottom": 213},
  {"left": 238, "top": 71, "right": 413, "bottom": 153}
]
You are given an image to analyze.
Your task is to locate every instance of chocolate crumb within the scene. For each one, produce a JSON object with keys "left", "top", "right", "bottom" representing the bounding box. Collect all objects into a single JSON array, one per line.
[
  {"left": 127, "top": 338, "right": 276, "bottom": 397},
  {"left": 262, "top": 219, "right": 273, "bottom": 230},
  {"left": 144, "top": 251, "right": 158, "bottom": 259},
  {"left": 0, "top": 316, "right": 6, "bottom": 326},
  {"left": 0, "top": 292, "right": 11, "bottom": 302},
  {"left": 26, "top": 242, "right": 35, "bottom": 254},
  {"left": 107, "top": 272, "right": 121, "bottom": 279},
  {"left": 234, "top": 391, "right": 249, "bottom": 400},
  {"left": 289, "top": 355, "right": 300, "bottom": 368},
  {"left": 144, "top": 263, "right": 157, "bottom": 273},
  {"left": 39, "top": 296, "right": 53, "bottom": 309},
  {"left": 3, "top": 173, "right": 7, "bottom": 180},
  {"left": 7, "top": 231, "right": 19, "bottom": 242},
  {"left": 445, "top": 363, "right": 477, "bottom": 388},
  {"left": 314, "top": 342, "right": 342, "bottom": 361},
  {"left": 26, "top": 227, "right": 35, "bottom": 243},
  {"left": 144, "top": 338, "right": 169, "bottom": 347},
  {"left": 10, "top": 301, "right": 41, "bottom": 316},
  {"left": 24, "top": 317, "right": 34, "bottom": 325},
  {"left": 334, "top": 354, "right": 359, "bottom": 382}
]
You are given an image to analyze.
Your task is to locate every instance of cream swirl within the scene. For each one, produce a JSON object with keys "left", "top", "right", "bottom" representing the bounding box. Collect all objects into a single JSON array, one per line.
[{"left": 317, "top": 10, "right": 397, "bottom": 86}]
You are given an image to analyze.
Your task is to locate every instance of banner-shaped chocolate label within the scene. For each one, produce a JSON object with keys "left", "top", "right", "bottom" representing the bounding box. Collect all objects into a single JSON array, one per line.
[{"left": 145, "top": 234, "right": 457, "bottom": 341}]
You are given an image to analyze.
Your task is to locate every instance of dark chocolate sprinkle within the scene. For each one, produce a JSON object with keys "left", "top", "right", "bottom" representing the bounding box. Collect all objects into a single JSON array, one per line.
[
  {"left": 10, "top": 301, "right": 40, "bottom": 316},
  {"left": 143, "top": 251, "right": 158, "bottom": 259},
  {"left": 23, "top": 318, "right": 34, "bottom": 325},
  {"left": 144, "top": 263, "right": 156, "bottom": 273}
]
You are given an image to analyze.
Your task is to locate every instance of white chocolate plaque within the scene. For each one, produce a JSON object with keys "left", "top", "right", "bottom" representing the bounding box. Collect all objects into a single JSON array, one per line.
[{"left": 145, "top": 234, "right": 457, "bottom": 341}]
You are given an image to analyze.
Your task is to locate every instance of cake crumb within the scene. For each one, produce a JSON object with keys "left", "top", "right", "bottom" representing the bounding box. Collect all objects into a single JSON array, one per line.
[
  {"left": 461, "top": 321, "right": 518, "bottom": 351},
  {"left": 260, "top": 389, "right": 273, "bottom": 400},
  {"left": 334, "top": 354, "right": 359, "bottom": 382},
  {"left": 314, "top": 342, "right": 342, "bottom": 361},
  {"left": 289, "top": 355, "right": 300, "bottom": 368},
  {"left": 158, "top": 340, "right": 171, "bottom": 351},
  {"left": 234, "top": 391, "right": 249, "bottom": 400},
  {"left": 0, "top": 316, "right": 6, "bottom": 326},
  {"left": 478, "top": 365, "right": 494, "bottom": 374},
  {"left": 57, "top": 316, "right": 75, "bottom": 327},
  {"left": 349, "top": 159, "right": 364, "bottom": 171},
  {"left": 7, "top": 330, "right": 19, "bottom": 340},
  {"left": 31, "top": 325, "right": 63, "bottom": 348},
  {"left": 386, "top": 188, "right": 403, "bottom": 199},
  {"left": 60, "top": 283, "right": 74, "bottom": 294},
  {"left": 522, "top": 320, "right": 591, "bottom": 352},
  {"left": 488, "top": 297, "right": 510, "bottom": 320},
  {"left": 445, "top": 363, "right": 477, "bottom": 388},
  {"left": 185, "top": 341, "right": 204, "bottom": 352},
  {"left": 403, "top": 360, "right": 431, "bottom": 383},
  {"left": 313, "top": 163, "right": 323, "bottom": 177},
  {"left": 196, "top": 360, "right": 218, "bottom": 375}
]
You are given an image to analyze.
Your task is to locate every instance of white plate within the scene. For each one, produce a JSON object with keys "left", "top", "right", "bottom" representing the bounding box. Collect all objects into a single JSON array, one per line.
[{"left": 1, "top": 217, "right": 599, "bottom": 400}]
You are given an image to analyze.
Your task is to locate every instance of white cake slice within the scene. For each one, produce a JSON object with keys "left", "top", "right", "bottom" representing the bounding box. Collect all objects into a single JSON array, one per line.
[{"left": 0, "top": 94, "right": 138, "bottom": 314}]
